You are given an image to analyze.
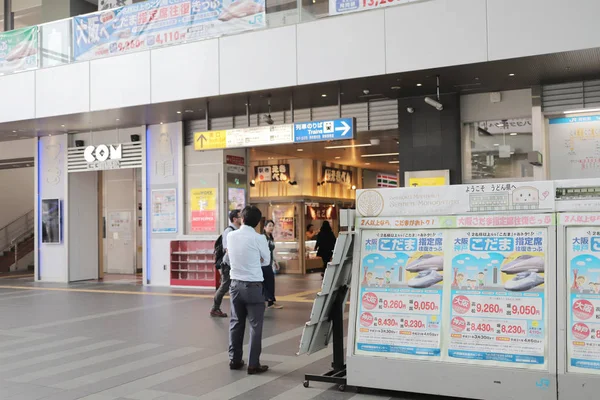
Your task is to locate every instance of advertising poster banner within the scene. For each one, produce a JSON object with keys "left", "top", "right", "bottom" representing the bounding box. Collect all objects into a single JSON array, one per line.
[
  {"left": 190, "top": 188, "right": 217, "bottom": 232},
  {"left": 272, "top": 206, "right": 295, "bottom": 241},
  {"left": 74, "top": 0, "right": 265, "bottom": 61},
  {"left": 447, "top": 228, "right": 547, "bottom": 368},
  {"left": 355, "top": 229, "right": 444, "bottom": 358},
  {"left": 151, "top": 189, "right": 177, "bottom": 233},
  {"left": 329, "top": 0, "right": 421, "bottom": 16},
  {"left": 567, "top": 227, "right": 600, "bottom": 373},
  {"left": 0, "top": 26, "right": 39, "bottom": 74}
]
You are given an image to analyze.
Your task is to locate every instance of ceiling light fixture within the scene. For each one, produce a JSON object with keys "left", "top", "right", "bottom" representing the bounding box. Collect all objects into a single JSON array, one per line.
[
  {"left": 494, "top": 143, "right": 500, "bottom": 146},
  {"left": 61, "top": 125, "right": 65, "bottom": 128},
  {"left": 416, "top": 83, "right": 422, "bottom": 87},
  {"left": 564, "top": 108, "right": 600, "bottom": 114},
  {"left": 325, "top": 143, "right": 372, "bottom": 149},
  {"left": 335, "top": 156, "right": 341, "bottom": 159},
  {"left": 361, "top": 152, "right": 400, "bottom": 158},
  {"left": 351, "top": 185, "right": 357, "bottom": 190},
  {"left": 388, "top": 160, "right": 399, "bottom": 164},
  {"left": 510, "top": 132, "right": 518, "bottom": 136},
  {"left": 391, "top": 86, "right": 401, "bottom": 90},
  {"left": 12, "top": 130, "right": 16, "bottom": 133},
  {"left": 176, "top": 111, "right": 182, "bottom": 114},
  {"left": 321, "top": 94, "right": 327, "bottom": 98},
  {"left": 509, "top": 73, "right": 515, "bottom": 77},
  {"left": 297, "top": 148, "right": 304, "bottom": 152}
]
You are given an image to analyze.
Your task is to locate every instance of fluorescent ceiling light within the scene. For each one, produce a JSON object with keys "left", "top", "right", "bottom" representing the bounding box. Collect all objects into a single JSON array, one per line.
[
  {"left": 510, "top": 132, "right": 517, "bottom": 136},
  {"left": 361, "top": 152, "right": 400, "bottom": 158},
  {"left": 325, "top": 143, "right": 372, "bottom": 149},
  {"left": 564, "top": 108, "right": 600, "bottom": 114},
  {"left": 388, "top": 160, "right": 399, "bottom": 164}
]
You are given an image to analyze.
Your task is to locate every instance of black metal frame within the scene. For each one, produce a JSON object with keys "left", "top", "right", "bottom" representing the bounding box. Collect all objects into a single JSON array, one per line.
[{"left": 303, "top": 285, "right": 348, "bottom": 391}]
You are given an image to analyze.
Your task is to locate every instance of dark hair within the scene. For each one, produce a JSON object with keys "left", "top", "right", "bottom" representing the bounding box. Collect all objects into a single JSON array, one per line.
[
  {"left": 229, "top": 209, "right": 241, "bottom": 223},
  {"left": 265, "top": 219, "right": 275, "bottom": 227},
  {"left": 320, "top": 220, "right": 332, "bottom": 233},
  {"left": 307, "top": 224, "right": 313, "bottom": 231},
  {"left": 242, "top": 205, "right": 262, "bottom": 228}
]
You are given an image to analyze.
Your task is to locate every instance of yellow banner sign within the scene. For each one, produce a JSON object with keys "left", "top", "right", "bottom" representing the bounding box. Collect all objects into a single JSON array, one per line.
[
  {"left": 190, "top": 188, "right": 217, "bottom": 211},
  {"left": 194, "top": 131, "right": 227, "bottom": 150},
  {"left": 409, "top": 177, "right": 447, "bottom": 187}
]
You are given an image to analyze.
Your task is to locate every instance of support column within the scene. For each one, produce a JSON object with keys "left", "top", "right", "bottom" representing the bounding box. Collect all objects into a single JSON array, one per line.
[
  {"left": 3, "top": 0, "right": 13, "bottom": 32},
  {"left": 531, "top": 86, "right": 548, "bottom": 180}
]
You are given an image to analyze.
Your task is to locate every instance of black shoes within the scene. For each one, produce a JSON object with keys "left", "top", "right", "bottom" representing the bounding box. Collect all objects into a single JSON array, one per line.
[
  {"left": 229, "top": 360, "right": 245, "bottom": 370},
  {"left": 247, "top": 365, "right": 269, "bottom": 375}
]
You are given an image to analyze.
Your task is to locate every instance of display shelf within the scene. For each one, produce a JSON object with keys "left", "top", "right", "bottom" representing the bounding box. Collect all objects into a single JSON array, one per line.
[{"left": 170, "top": 240, "right": 219, "bottom": 288}]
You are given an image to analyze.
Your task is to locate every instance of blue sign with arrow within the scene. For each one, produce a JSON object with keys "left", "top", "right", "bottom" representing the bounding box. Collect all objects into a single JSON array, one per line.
[{"left": 293, "top": 118, "right": 355, "bottom": 143}]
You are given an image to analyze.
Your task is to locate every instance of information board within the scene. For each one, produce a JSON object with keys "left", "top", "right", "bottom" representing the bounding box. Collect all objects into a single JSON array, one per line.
[
  {"left": 549, "top": 116, "right": 600, "bottom": 180},
  {"left": 566, "top": 226, "right": 600, "bottom": 373}
]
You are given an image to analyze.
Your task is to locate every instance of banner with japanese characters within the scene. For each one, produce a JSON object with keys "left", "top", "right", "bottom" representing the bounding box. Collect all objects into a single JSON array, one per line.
[
  {"left": 355, "top": 229, "right": 445, "bottom": 359},
  {"left": 329, "top": 0, "right": 423, "bottom": 16},
  {"left": 567, "top": 226, "right": 600, "bottom": 373},
  {"left": 447, "top": 228, "right": 547, "bottom": 369},
  {"left": 0, "top": 26, "right": 38, "bottom": 74},
  {"left": 73, "top": 0, "right": 265, "bottom": 61}
]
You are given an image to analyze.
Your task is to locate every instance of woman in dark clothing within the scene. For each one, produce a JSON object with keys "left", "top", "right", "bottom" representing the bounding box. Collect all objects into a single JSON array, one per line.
[
  {"left": 315, "top": 221, "right": 336, "bottom": 276},
  {"left": 262, "top": 220, "right": 282, "bottom": 309}
]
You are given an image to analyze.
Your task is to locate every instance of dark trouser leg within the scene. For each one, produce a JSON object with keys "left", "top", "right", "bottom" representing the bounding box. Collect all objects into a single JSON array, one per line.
[
  {"left": 228, "top": 281, "right": 247, "bottom": 363},
  {"left": 245, "top": 283, "right": 266, "bottom": 367},
  {"left": 212, "top": 265, "right": 231, "bottom": 311},
  {"left": 261, "top": 266, "right": 276, "bottom": 303}
]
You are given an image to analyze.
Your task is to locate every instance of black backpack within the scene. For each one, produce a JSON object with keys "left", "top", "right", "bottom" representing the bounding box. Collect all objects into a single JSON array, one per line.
[{"left": 214, "top": 226, "right": 234, "bottom": 270}]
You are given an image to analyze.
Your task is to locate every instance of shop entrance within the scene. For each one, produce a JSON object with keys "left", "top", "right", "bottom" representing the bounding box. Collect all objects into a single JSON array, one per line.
[{"left": 100, "top": 168, "right": 142, "bottom": 279}]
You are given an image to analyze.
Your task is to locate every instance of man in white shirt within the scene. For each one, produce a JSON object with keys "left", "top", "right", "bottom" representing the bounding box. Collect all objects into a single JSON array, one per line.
[{"left": 227, "top": 205, "right": 271, "bottom": 375}]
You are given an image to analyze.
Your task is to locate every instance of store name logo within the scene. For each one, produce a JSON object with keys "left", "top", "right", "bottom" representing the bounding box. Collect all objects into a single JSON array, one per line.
[{"left": 84, "top": 144, "right": 122, "bottom": 170}]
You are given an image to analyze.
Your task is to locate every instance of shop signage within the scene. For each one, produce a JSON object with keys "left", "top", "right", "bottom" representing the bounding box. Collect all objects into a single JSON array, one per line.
[
  {"left": 255, "top": 164, "right": 290, "bottom": 182},
  {"left": 376, "top": 173, "right": 398, "bottom": 188},
  {"left": 73, "top": 0, "right": 265, "bottom": 61},
  {"left": 307, "top": 205, "right": 337, "bottom": 220},
  {"left": 323, "top": 166, "right": 352, "bottom": 185},
  {"left": 195, "top": 125, "right": 293, "bottom": 151},
  {"left": 226, "top": 155, "right": 245, "bottom": 166},
  {"left": 84, "top": 144, "right": 122, "bottom": 170},
  {"left": 293, "top": 118, "right": 355, "bottom": 143},
  {"left": 329, "top": 0, "right": 424, "bottom": 16},
  {"left": 0, "top": 26, "right": 39, "bottom": 74},
  {"left": 226, "top": 165, "right": 246, "bottom": 175}
]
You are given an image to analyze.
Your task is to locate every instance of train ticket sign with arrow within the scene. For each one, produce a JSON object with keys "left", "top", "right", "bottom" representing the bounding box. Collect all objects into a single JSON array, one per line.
[{"left": 193, "top": 130, "right": 227, "bottom": 150}]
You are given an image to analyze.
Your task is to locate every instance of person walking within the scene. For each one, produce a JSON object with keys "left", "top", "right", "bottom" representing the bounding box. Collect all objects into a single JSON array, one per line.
[
  {"left": 227, "top": 205, "right": 270, "bottom": 375},
  {"left": 262, "top": 220, "right": 282, "bottom": 309},
  {"left": 315, "top": 221, "right": 336, "bottom": 277},
  {"left": 210, "top": 209, "right": 241, "bottom": 318}
]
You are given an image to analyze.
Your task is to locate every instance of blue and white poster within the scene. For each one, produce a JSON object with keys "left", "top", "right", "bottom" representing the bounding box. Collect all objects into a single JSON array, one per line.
[
  {"left": 355, "top": 229, "right": 444, "bottom": 359},
  {"left": 73, "top": 0, "right": 265, "bottom": 61},
  {"left": 447, "top": 228, "right": 547, "bottom": 369},
  {"left": 293, "top": 118, "right": 354, "bottom": 144},
  {"left": 567, "top": 227, "right": 600, "bottom": 374}
]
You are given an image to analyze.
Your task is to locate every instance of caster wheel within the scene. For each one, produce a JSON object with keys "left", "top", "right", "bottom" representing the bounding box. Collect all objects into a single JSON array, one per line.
[
  {"left": 303, "top": 381, "right": 309, "bottom": 388},
  {"left": 338, "top": 384, "right": 346, "bottom": 392}
]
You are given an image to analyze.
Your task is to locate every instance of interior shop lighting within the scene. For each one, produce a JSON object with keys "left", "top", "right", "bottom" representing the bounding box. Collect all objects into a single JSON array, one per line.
[
  {"left": 416, "top": 83, "right": 422, "bottom": 87},
  {"left": 361, "top": 152, "right": 400, "bottom": 158},
  {"left": 564, "top": 108, "right": 600, "bottom": 114},
  {"left": 351, "top": 185, "right": 357, "bottom": 190},
  {"left": 324, "top": 143, "right": 372, "bottom": 149},
  {"left": 388, "top": 160, "right": 399, "bottom": 164},
  {"left": 250, "top": 179, "right": 256, "bottom": 187}
]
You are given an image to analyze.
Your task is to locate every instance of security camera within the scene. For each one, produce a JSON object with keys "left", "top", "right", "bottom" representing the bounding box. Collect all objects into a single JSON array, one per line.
[
  {"left": 424, "top": 97, "right": 443, "bottom": 111},
  {"left": 362, "top": 89, "right": 370, "bottom": 95},
  {"left": 262, "top": 114, "right": 274, "bottom": 125},
  {"left": 406, "top": 107, "right": 415, "bottom": 114}
]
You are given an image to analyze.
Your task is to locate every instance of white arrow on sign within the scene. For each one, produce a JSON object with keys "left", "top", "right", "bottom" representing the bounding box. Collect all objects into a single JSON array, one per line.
[{"left": 335, "top": 120, "right": 351, "bottom": 136}]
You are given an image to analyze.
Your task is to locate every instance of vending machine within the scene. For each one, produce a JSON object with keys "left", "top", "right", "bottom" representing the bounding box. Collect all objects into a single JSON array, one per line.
[
  {"left": 347, "top": 181, "right": 557, "bottom": 400},
  {"left": 555, "top": 179, "right": 600, "bottom": 399}
]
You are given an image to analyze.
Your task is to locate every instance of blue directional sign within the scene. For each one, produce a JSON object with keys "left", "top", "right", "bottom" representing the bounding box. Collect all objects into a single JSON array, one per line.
[{"left": 293, "top": 118, "right": 355, "bottom": 143}]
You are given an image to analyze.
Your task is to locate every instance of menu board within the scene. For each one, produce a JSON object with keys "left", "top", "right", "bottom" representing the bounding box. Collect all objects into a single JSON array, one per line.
[
  {"left": 447, "top": 228, "right": 547, "bottom": 369},
  {"left": 567, "top": 226, "right": 600, "bottom": 373},
  {"left": 355, "top": 230, "right": 444, "bottom": 359},
  {"left": 549, "top": 116, "right": 600, "bottom": 180}
]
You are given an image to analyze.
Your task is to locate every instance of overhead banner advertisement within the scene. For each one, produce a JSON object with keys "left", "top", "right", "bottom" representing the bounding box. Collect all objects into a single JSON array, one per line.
[
  {"left": 73, "top": 0, "right": 265, "bottom": 61},
  {"left": 567, "top": 227, "right": 600, "bottom": 373},
  {"left": 0, "top": 26, "right": 39, "bottom": 74},
  {"left": 355, "top": 230, "right": 445, "bottom": 358},
  {"left": 330, "top": 0, "right": 422, "bottom": 16},
  {"left": 447, "top": 228, "right": 547, "bottom": 369},
  {"left": 190, "top": 188, "right": 217, "bottom": 232}
]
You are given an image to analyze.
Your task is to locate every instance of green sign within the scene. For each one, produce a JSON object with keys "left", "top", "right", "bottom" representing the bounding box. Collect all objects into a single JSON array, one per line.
[{"left": 0, "top": 26, "right": 38, "bottom": 74}]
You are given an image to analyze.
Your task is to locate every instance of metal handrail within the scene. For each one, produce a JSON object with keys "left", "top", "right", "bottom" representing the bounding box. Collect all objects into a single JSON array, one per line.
[
  {"left": 0, "top": 210, "right": 34, "bottom": 254},
  {"left": 11, "top": 227, "right": 35, "bottom": 270}
]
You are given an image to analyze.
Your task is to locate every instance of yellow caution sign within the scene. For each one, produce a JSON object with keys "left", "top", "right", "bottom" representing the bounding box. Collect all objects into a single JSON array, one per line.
[{"left": 194, "top": 130, "right": 227, "bottom": 150}]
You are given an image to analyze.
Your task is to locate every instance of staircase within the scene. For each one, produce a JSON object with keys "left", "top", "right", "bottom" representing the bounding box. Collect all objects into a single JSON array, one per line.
[{"left": 0, "top": 210, "right": 35, "bottom": 274}]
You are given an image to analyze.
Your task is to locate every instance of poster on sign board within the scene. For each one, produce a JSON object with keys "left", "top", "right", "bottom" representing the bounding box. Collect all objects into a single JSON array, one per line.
[
  {"left": 329, "top": 0, "right": 423, "bottom": 16},
  {"left": 566, "top": 227, "right": 600, "bottom": 373},
  {"left": 190, "top": 188, "right": 217, "bottom": 232},
  {"left": 272, "top": 206, "right": 295, "bottom": 240},
  {"left": 73, "top": 0, "right": 265, "bottom": 61},
  {"left": 354, "top": 230, "right": 445, "bottom": 359},
  {"left": 0, "top": 26, "right": 38, "bottom": 74},
  {"left": 356, "top": 181, "right": 555, "bottom": 217},
  {"left": 151, "top": 189, "right": 177, "bottom": 233},
  {"left": 447, "top": 228, "right": 547, "bottom": 369}
]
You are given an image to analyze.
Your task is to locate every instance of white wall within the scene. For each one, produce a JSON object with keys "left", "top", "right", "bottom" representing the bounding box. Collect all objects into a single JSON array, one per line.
[
  {"left": 68, "top": 171, "right": 98, "bottom": 281},
  {"left": 0, "top": 138, "right": 36, "bottom": 159},
  {"left": 0, "top": 168, "right": 34, "bottom": 229},
  {"left": 461, "top": 89, "right": 532, "bottom": 122}
]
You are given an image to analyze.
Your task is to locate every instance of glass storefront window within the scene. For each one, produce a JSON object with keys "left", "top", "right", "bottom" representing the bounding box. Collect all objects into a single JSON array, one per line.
[{"left": 463, "top": 118, "right": 534, "bottom": 182}]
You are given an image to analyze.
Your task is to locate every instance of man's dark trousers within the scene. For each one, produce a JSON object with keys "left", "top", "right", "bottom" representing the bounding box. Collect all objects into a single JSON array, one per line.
[
  {"left": 212, "top": 264, "right": 231, "bottom": 311},
  {"left": 229, "top": 280, "right": 265, "bottom": 367}
]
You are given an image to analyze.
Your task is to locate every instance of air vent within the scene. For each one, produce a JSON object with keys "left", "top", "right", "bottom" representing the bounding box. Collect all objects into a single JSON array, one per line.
[{"left": 542, "top": 80, "right": 600, "bottom": 113}]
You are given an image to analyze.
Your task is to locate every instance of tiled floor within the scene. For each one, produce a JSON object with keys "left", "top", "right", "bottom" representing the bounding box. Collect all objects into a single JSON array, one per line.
[{"left": 0, "top": 274, "right": 451, "bottom": 400}]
